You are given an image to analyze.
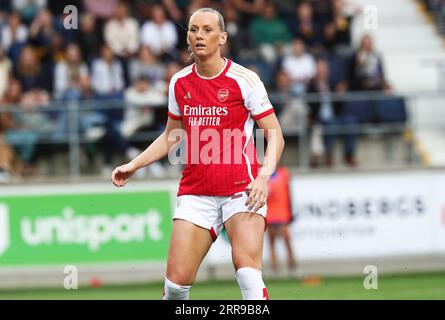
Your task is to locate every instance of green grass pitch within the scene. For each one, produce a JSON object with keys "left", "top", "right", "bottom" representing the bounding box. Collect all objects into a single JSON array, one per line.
[{"left": 0, "top": 272, "right": 444, "bottom": 300}]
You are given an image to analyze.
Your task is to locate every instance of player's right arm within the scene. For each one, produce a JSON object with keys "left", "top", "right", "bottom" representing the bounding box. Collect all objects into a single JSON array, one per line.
[{"left": 111, "top": 117, "right": 184, "bottom": 187}]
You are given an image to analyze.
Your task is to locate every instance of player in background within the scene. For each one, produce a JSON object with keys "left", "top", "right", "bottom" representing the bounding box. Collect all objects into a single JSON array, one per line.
[
  {"left": 266, "top": 165, "right": 297, "bottom": 276},
  {"left": 111, "top": 8, "right": 285, "bottom": 300}
]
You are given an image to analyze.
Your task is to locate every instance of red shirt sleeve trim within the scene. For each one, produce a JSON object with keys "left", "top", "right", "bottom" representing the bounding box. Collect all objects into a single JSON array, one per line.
[
  {"left": 252, "top": 108, "right": 274, "bottom": 120},
  {"left": 167, "top": 111, "right": 182, "bottom": 120}
]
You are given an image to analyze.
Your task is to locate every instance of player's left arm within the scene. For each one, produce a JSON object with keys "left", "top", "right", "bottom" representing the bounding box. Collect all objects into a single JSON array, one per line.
[{"left": 246, "top": 113, "right": 285, "bottom": 212}]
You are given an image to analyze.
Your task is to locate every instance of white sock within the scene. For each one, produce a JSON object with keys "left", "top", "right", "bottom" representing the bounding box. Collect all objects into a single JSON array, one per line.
[
  {"left": 163, "top": 277, "right": 191, "bottom": 300},
  {"left": 236, "top": 267, "right": 269, "bottom": 300}
]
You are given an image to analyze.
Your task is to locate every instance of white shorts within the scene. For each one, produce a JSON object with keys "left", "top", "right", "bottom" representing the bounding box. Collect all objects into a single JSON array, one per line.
[{"left": 173, "top": 191, "right": 267, "bottom": 241}]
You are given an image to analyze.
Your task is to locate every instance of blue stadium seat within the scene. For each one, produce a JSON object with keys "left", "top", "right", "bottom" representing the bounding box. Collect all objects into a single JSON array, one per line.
[
  {"left": 343, "top": 100, "right": 375, "bottom": 123},
  {"left": 374, "top": 97, "right": 407, "bottom": 123}
]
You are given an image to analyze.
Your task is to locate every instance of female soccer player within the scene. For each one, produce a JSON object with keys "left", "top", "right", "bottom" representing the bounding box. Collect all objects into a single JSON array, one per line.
[{"left": 111, "top": 7, "right": 285, "bottom": 300}]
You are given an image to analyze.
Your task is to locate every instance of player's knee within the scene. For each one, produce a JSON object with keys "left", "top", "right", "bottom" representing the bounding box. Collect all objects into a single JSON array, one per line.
[
  {"left": 232, "top": 252, "right": 261, "bottom": 270},
  {"left": 163, "top": 277, "right": 192, "bottom": 300},
  {"left": 166, "top": 270, "right": 195, "bottom": 286}
]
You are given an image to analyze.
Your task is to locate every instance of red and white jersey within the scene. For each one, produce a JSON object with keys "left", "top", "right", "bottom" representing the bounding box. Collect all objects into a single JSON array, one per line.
[{"left": 168, "top": 58, "right": 274, "bottom": 196}]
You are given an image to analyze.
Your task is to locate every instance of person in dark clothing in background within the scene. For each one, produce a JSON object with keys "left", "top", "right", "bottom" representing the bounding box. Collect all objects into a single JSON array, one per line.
[{"left": 307, "top": 59, "right": 358, "bottom": 167}]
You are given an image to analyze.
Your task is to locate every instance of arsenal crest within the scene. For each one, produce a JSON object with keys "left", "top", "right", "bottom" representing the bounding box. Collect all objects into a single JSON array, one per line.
[{"left": 217, "top": 88, "right": 229, "bottom": 102}]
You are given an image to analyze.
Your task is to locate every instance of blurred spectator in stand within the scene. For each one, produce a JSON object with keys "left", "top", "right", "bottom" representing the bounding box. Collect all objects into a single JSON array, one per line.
[
  {"left": 14, "top": 45, "right": 53, "bottom": 92},
  {"left": 352, "top": 34, "right": 391, "bottom": 91},
  {"left": 231, "top": 0, "right": 264, "bottom": 27},
  {"left": 51, "top": 43, "right": 95, "bottom": 140},
  {"left": 1, "top": 11, "right": 28, "bottom": 65},
  {"left": 28, "top": 9, "right": 58, "bottom": 57},
  {"left": 249, "top": 1, "right": 292, "bottom": 64},
  {"left": 53, "top": 43, "right": 89, "bottom": 100},
  {"left": 47, "top": 32, "right": 65, "bottom": 64},
  {"left": 128, "top": 45, "right": 166, "bottom": 84},
  {"left": 47, "top": 0, "right": 82, "bottom": 15},
  {"left": 140, "top": 4, "right": 179, "bottom": 62},
  {"left": 323, "top": 0, "right": 361, "bottom": 55},
  {"left": 12, "top": 0, "right": 47, "bottom": 24},
  {"left": 104, "top": 1, "right": 139, "bottom": 86},
  {"left": 287, "top": 1, "right": 323, "bottom": 51},
  {"left": 178, "top": 47, "right": 193, "bottom": 67},
  {"left": 122, "top": 75, "right": 168, "bottom": 177},
  {"left": 0, "top": 47, "right": 12, "bottom": 100},
  {"left": 82, "top": 0, "right": 118, "bottom": 20},
  {"left": 266, "top": 165, "right": 297, "bottom": 276},
  {"left": 162, "top": 61, "right": 182, "bottom": 93},
  {"left": 222, "top": 5, "right": 243, "bottom": 59},
  {"left": 0, "top": 79, "right": 41, "bottom": 176},
  {"left": 307, "top": 59, "right": 358, "bottom": 167},
  {"left": 91, "top": 44, "right": 138, "bottom": 175},
  {"left": 0, "top": 1, "right": 12, "bottom": 14},
  {"left": 0, "top": 135, "right": 21, "bottom": 182},
  {"left": 272, "top": 70, "right": 307, "bottom": 134},
  {"left": 122, "top": 75, "right": 166, "bottom": 140},
  {"left": 76, "top": 13, "right": 103, "bottom": 64},
  {"left": 91, "top": 45, "right": 125, "bottom": 103},
  {"left": 0, "top": 79, "right": 22, "bottom": 181},
  {"left": 281, "top": 38, "right": 316, "bottom": 96},
  {"left": 161, "top": 0, "right": 185, "bottom": 23}
]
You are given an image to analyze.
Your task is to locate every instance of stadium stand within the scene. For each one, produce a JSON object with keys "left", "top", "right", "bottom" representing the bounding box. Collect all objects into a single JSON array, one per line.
[{"left": 0, "top": 0, "right": 436, "bottom": 182}]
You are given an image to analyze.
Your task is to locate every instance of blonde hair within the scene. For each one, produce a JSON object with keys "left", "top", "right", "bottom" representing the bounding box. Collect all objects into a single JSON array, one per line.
[{"left": 189, "top": 7, "right": 225, "bottom": 32}]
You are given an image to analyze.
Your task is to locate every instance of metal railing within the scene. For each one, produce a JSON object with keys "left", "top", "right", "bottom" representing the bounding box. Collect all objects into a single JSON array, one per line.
[{"left": 1, "top": 90, "right": 445, "bottom": 177}]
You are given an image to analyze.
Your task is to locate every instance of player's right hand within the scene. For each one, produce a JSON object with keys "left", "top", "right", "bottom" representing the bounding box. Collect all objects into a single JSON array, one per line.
[{"left": 111, "top": 163, "right": 137, "bottom": 187}]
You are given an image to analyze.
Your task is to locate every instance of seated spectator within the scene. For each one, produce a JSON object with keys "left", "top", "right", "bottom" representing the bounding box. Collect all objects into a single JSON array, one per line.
[
  {"left": 0, "top": 135, "right": 21, "bottom": 182},
  {"left": 51, "top": 43, "right": 106, "bottom": 142},
  {"left": 47, "top": 32, "right": 65, "bottom": 64},
  {"left": 104, "top": 1, "right": 139, "bottom": 60},
  {"left": 19, "top": 88, "right": 55, "bottom": 138},
  {"left": 323, "top": 0, "right": 361, "bottom": 54},
  {"left": 249, "top": 1, "right": 292, "bottom": 64},
  {"left": 140, "top": 4, "right": 178, "bottom": 61},
  {"left": 82, "top": 0, "right": 118, "bottom": 20},
  {"left": 91, "top": 44, "right": 140, "bottom": 175},
  {"left": 352, "top": 34, "right": 391, "bottom": 91},
  {"left": 281, "top": 38, "right": 316, "bottom": 96},
  {"left": 288, "top": 1, "right": 323, "bottom": 50},
  {"left": 128, "top": 46, "right": 166, "bottom": 84},
  {"left": 0, "top": 80, "right": 41, "bottom": 176},
  {"left": 14, "top": 45, "right": 53, "bottom": 92},
  {"left": 28, "top": 8, "right": 57, "bottom": 53},
  {"left": 222, "top": 5, "right": 244, "bottom": 59},
  {"left": 230, "top": 0, "right": 264, "bottom": 28},
  {"left": 76, "top": 13, "right": 103, "bottom": 63},
  {"left": 122, "top": 75, "right": 166, "bottom": 139},
  {"left": 91, "top": 45, "right": 125, "bottom": 103},
  {"left": 1, "top": 11, "right": 28, "bottom": 64},
  {"left": 273, "top": 70, "right": 307, "bottom": 132},
  {"left": 307, "top": 59, "right": 358, "bottom": 167},
  {"left": 0, "top": 47, "right": 12, "bottom": 100},
  {"left": 12, "top": 0, "right": 47, "bottom": 24},
  {"left": 53, "top": 43, "right": 89, "bottom": 100}
]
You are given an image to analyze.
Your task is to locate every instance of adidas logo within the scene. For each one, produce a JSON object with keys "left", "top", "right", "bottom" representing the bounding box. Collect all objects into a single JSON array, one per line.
[{"left": 184, "top": 92, "right": 191, "bottom": 99}]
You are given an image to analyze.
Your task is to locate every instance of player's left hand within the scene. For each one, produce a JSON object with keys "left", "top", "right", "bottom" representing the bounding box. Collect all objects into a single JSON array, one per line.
[{"left": 245, "top": 176, "right": 268, "bottom": 212}]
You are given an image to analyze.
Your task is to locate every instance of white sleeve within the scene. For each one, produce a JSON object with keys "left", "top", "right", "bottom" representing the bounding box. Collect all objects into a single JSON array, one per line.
[
  {"left": 245, "top": 81, "right": 274, "bottom": 120},
  {"left": 167, "top": 77, "right": 182, "bottom": 120}
]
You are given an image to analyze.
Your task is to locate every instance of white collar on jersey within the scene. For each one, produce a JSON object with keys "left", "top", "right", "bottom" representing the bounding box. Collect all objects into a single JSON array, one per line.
[{"left": 194, "top": 57, "right": 228, "bottom": 80}]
